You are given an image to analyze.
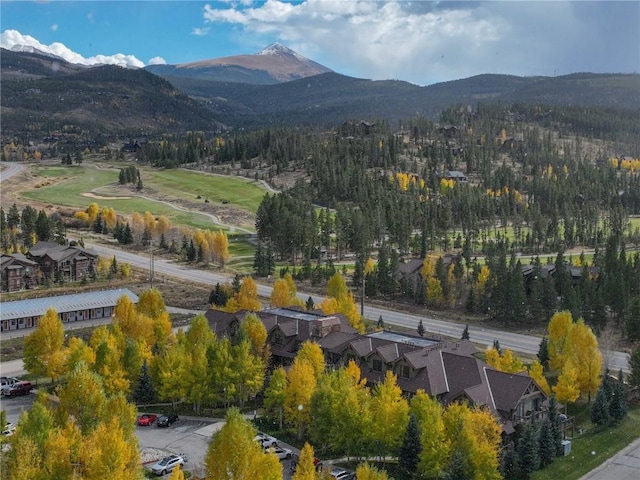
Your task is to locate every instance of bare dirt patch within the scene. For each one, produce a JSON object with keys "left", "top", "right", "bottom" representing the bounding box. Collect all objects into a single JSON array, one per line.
[{"left": 82, "top": 192, "right": 132, "bottom": 200}]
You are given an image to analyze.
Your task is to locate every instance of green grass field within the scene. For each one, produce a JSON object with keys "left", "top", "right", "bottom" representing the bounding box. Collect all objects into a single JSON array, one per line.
[{"left": 22, "top": 165, "right": 264, "bottom": 233}]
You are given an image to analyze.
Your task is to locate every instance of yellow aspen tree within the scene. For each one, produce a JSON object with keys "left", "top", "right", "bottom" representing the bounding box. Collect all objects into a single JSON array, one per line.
[
  {"left": 156, "top": 215, "right": 171, "bottom": 237},
  {"left": 475, "top": 265, "right": 490, "bottom": 297},
  {"left": 130, "top": 211, "right": 144, "bottom": 243},
  {"left": 42, "top": 421, "right": 83, "bottom": 480},
  {"left": 411, "top": 390, "right": 449, "bottom": 478},
  {"left": 321, "top": 272, "right": 364, "bottom": 333},
  {"left": 79, "top": 418, "right": 143, "bottom": 480},
  {"left": 90, "top": 326, "right": 130, "bottom": 396},
  {"left": 497, "top": 349, "right": 526, "bottom": 373},
  {"left": 271, "top": 278, "right": 292, "bottom": 307},
  {"left": 151, "top": 311, "right": 174, "bottom": 352},
  {"left": 136, "top": 288, "right": 167, "bottom": 320},
  {"left": 241, "top": 313, "right": 269, "bottom": 361},
  {"left": 553, "top": 360, "right": 581, "bottom": 407},
  {"left": 193, "top": 229, "right": 210, "bottom": 262},
  {"left": 356, "top": 463, "right": 390, "bottom": 480},
  {"left": 204, "top": 229, "right": 216, "bottom": 264},
  {"left": 293, "top": 442, "right": 318, "bottom": 480},
  {"left": 285, "top": 272, "right": 305, "bottom": 306},
  {"left": 213, "top": 230, "right": 230, "bottom": 267},
  {"left": 370, "top": 371, "right": 410, "bottom": 459},
  {"left": 169, "top": 464, "right": 185, "bottom": 480},
  {"left": 205, "top": 408, "right": 282, "bottom": 480},
  {"left": 548, "top": 311, "right": 574, "bottom": 370},
  {"left": 426, "top": 277, "right": 444, "bottom": 307},
  {"left": 345, "top": 359, "right": 367, "bottom": 387},
  {"left": 295, "top": 341, "right": 325, "bottom": 379},
  {"left": 6, "top": 435, "right": 42, "bottom": 480},
  {"left": 466, "top": 407, "right": 502, "bottom": 480},
  {"left": 65, "top": 336, "right": 96, "bottom": 373},
  {"left": 285, "top": 360, "right": 317, "bottom": 436},
  {"left": 103, "top": 393, "right": 138, "bottom": 439},
  {"left": 484, "top": 347, "right": 502, "bottom": 370},
  {"left": 156, "top": 340, "right": 187, "bottom": 405},
  {"left": 528, "top": 360, "right": 551, "bottom": 396},
  {"left": 225, "top": 276, "right": 262, "bottom": 312},
  {"left": 231, "top": 339, "right": 266, "bottom": 408},
  {"left": 264, "top": 367, "right": 287, "bottom": 429},
  {"left": 105, "top": 207, "right": 118, "bottom": 230},
  {"left": 568, "top": 319, "right": 602, "bottom": 401},
  {"left": 23, "top": 307, "right": 66, "bottom": 380},
  {"left": 86, "top": 202, "right": 100, "bottom": 224},
  {"left": 421, "top": 256, "right": 437, "bottom": 279},
  {"left": 56, "top": 362, "right": 107, "bottom": 435},
  {"left": 143, "top": 211, "right": 157, "bottom": 237},
  {"left": 113, "top": 294, "right": 150, "bottom": 342}
]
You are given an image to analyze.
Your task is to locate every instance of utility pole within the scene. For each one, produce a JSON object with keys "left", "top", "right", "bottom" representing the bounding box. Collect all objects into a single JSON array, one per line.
[{"left": 149, "top": 241, "right": 154, "bottom": 288}]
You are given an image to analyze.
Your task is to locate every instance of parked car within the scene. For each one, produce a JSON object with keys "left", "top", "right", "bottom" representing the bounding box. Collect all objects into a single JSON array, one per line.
[
  {"left": 137, "top": 413, "right": 158, "bottom": 426},
  {"left": 255, "top": 432, "right": 278, "bottom": 448},
  {"left": 2, "top": 423, "right": 16, "bottom": 436},
  {"left": 150, "top": 454, "right": 185, "bottom": 476},
  {"left": 4, "top": 381, "right": 32, "bottom": 397},
  {"left": 265, "top": 444, "right": 293, "bottom": 460},
  {"left": 157, "top": 413, "right": 179, "bottom": 427},
  {"left": 0, "top": 377, "right": 19, "bottom": 395},
  {"left": 329, "top": 468, "right": 355, "bottom": 480}
]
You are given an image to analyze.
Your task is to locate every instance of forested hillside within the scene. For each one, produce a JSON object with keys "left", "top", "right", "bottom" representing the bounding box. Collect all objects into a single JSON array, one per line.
[{"left": 130, "top": 102, "right": 640, "bottom": 341}]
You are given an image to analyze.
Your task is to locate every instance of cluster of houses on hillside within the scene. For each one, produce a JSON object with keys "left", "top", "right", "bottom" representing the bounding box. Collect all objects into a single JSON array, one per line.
[
  {"left": 205, "top": 307, "right": 550, "bottom": 436},
  {"left": 0, "top": 242, "right": 98, "bottom": 293}
]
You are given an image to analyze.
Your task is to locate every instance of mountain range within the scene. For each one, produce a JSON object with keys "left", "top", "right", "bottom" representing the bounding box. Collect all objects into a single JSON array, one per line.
[{"left": 1, "top": 44, "right": 639, "bottom": 138}]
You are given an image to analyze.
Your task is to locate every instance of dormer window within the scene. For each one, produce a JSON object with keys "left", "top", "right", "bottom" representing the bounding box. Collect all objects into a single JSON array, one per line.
[{"left": 400, "top": 365, "right": 411, "bottom": 378}]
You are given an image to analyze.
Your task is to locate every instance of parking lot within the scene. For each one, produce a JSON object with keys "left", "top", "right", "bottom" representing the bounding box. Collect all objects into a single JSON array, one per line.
[{"left": 2, "top": 391, "right": 310, "bottom": 478}]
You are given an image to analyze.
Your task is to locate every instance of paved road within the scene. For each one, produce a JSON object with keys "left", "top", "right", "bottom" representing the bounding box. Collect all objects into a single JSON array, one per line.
[
  {"left": 83, "top": 241, "right": 630, "bottom": 373},
  {"left": 0, "top": 161, "right": 24, "bottom": 181}
]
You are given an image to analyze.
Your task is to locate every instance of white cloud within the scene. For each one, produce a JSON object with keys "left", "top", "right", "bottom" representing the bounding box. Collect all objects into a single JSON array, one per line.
[
  {"left": 0, "top": 29, "right": 145, "bottom": 68},
  {"left": 192, "top": 27, "right": 210, "bottom": 36},
  {"left": 199, "top": 0, "right": 639, "bottom": 85},
  {"left": 148, "top": 56, "right": 166, "bottom": 65}
]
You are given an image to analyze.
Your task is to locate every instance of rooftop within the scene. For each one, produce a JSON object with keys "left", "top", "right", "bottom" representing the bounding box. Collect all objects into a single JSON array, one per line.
[{"left": 1, "top": 288, "right": 139, "bottom": 321}]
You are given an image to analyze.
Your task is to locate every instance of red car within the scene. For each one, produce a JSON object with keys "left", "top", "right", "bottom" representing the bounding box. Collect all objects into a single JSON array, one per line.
[{"left": 137, "top": 413, "right": 157, "bottom": 426}]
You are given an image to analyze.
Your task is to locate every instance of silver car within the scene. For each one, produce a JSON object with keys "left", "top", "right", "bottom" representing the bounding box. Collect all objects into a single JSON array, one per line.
[{"left": 150, "top": 454, "right": 185, "bottom": 476}]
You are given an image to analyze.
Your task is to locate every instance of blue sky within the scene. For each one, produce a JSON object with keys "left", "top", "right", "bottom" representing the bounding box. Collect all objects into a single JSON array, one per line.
[{"left": 1, "top": 1, "right": 638, "bottom": 86}]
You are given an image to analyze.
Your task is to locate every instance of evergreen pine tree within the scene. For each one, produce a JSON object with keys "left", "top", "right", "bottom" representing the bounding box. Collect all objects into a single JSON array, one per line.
[
  {"left": 132, "top": 359, "right": 158, "bottom": 405},
  {"left": 417, "top": 319, "right": 425, "bottom": 337},
  {"left": 461, "top": 324, "right": 470, "bottom": 340},
  {"left": 123, "top": 223, "right": 134, "bottom": 244},
  {"left": 398, "top": 414, "right": 421, "bottom": 476},
  {"left": 590, "top": 386, "right": 611, "bottom": 426},
  {"left": 537, "top": 337, "right": 550, "bottom": 369},
  {"left": 444, "top": 451, "right": 470, "bottom": 480},
  {"left": 109, "top": 255, "right": 118, "bottom": 277},
  {"left": 93, "top": 213, "right": 103, "bottom": 234},
  {"left": 377, "top": 315, "right": 385, "bottom": 329},
  {"left": 159, "top": 232, "right": 168, "bottom": 250},
  {"left": 609, "top": 376, "right": 628, "bottom": 422},
  {"left": 493, "top": 339, "right": 502, "bottom": 355},
  {"left": 548, "top": 395, "right": 563, "bottom": 456},
  {"left": 187, "top": 239, "right": 196, "bottom": 262},
  {"left": 465, "top": 287, "right": 475, "bottom": 313},
  {"left": 305, "top": 296, "right": 315, "bottom": 311},
  {"left": 500, "top": 441, "right": 522, "bottom": 480},
  {"left": 538, "top": 418, "right": 555, "bottom": 467},
  {"left": 518, "top": 424, "right": 540, "bottom": 474}
]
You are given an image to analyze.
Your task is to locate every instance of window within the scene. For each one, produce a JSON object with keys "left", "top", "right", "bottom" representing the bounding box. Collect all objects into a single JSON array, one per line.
[
  {"left": 372, "top": 359, "right": 383, "bottom": 372},
  {"left": 400, "top": 365, "right": 411, "bottom": 378}
]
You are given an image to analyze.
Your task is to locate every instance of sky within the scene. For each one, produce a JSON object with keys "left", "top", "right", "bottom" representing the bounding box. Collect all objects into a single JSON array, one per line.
[{"left": 1, "top": 0, "right": 638, "bottom": 86}]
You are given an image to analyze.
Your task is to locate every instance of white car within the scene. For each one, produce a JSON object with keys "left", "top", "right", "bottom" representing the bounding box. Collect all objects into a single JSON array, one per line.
[
  {"left": 150, "top": 454, "right": 185, "bottom": 476},
  {"left": 254, "top": 432, "right": 278, "bottom": 448},
  {"left": 2, "top": 423, "right": 16, "bottom": 436},
  {"left": 0, "top": 377, "right": 19, "bottom": 395},
  {"left": 265, "top": 445, "right": 292, "bottom": 460},
  {"left": 330, "top": 468, "right": 355, "bottom": 480}
]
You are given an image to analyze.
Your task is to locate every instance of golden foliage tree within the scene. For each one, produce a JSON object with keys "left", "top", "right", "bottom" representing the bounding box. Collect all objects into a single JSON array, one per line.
[
  {"left": 356, "top": 463, "right": 390, "bottom": 480},
  {"left": 320, "top": 272, "right": 364, "bottom": 333},
  {"left": 293, "top": 442, "right": 318, "bottom": 480},
  {"left": 548, "top": 310, "right": 574, "bottom": 371},
  {"left": 553, "top": 361, "right": 581, "bottom": 407},
  {"left": 136, "top": 288, "right": 167, "bottom": 320},
  {"left": 568, "top": 319, "right": 602, "bottom": 401},
  {"left": 295, "top": 341, "right": 326, "bottom": 379},
  {"left": 411, "top": 390, "right": 449, "bottom": 478},
  {"left": 370, "top": 371, "right": 410, "bottom": 459},
  {"left": 484, "top": 347, "right": 526, "bottom": 373},
  {"left": 225, "top": 276, "right": 262, "bottom": 312},
  {"left": 264, "top": 366, "right": 287, "bottom": 429},
  {"left": 205, "top": 408, "right": 282, "bottom": 480},
  {"left": 271, "top": 278, "right": 293, "bottom": 307},
  {"left": 23, "top": 307, "right": 66, "bottom": 380},
  {"left": 285, "top": 360, "right": 317, "bottom": 437},
  {"left": 528, "top": 360, "right": 551, "bottom": 396}
]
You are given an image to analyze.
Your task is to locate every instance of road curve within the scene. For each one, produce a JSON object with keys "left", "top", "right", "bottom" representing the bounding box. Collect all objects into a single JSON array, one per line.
[
  {"left": 84, "top": 241, "right": 630, "bottom": 373},
  {"left": 0, "top": 162, "right": 24, "bottom": 182}
]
